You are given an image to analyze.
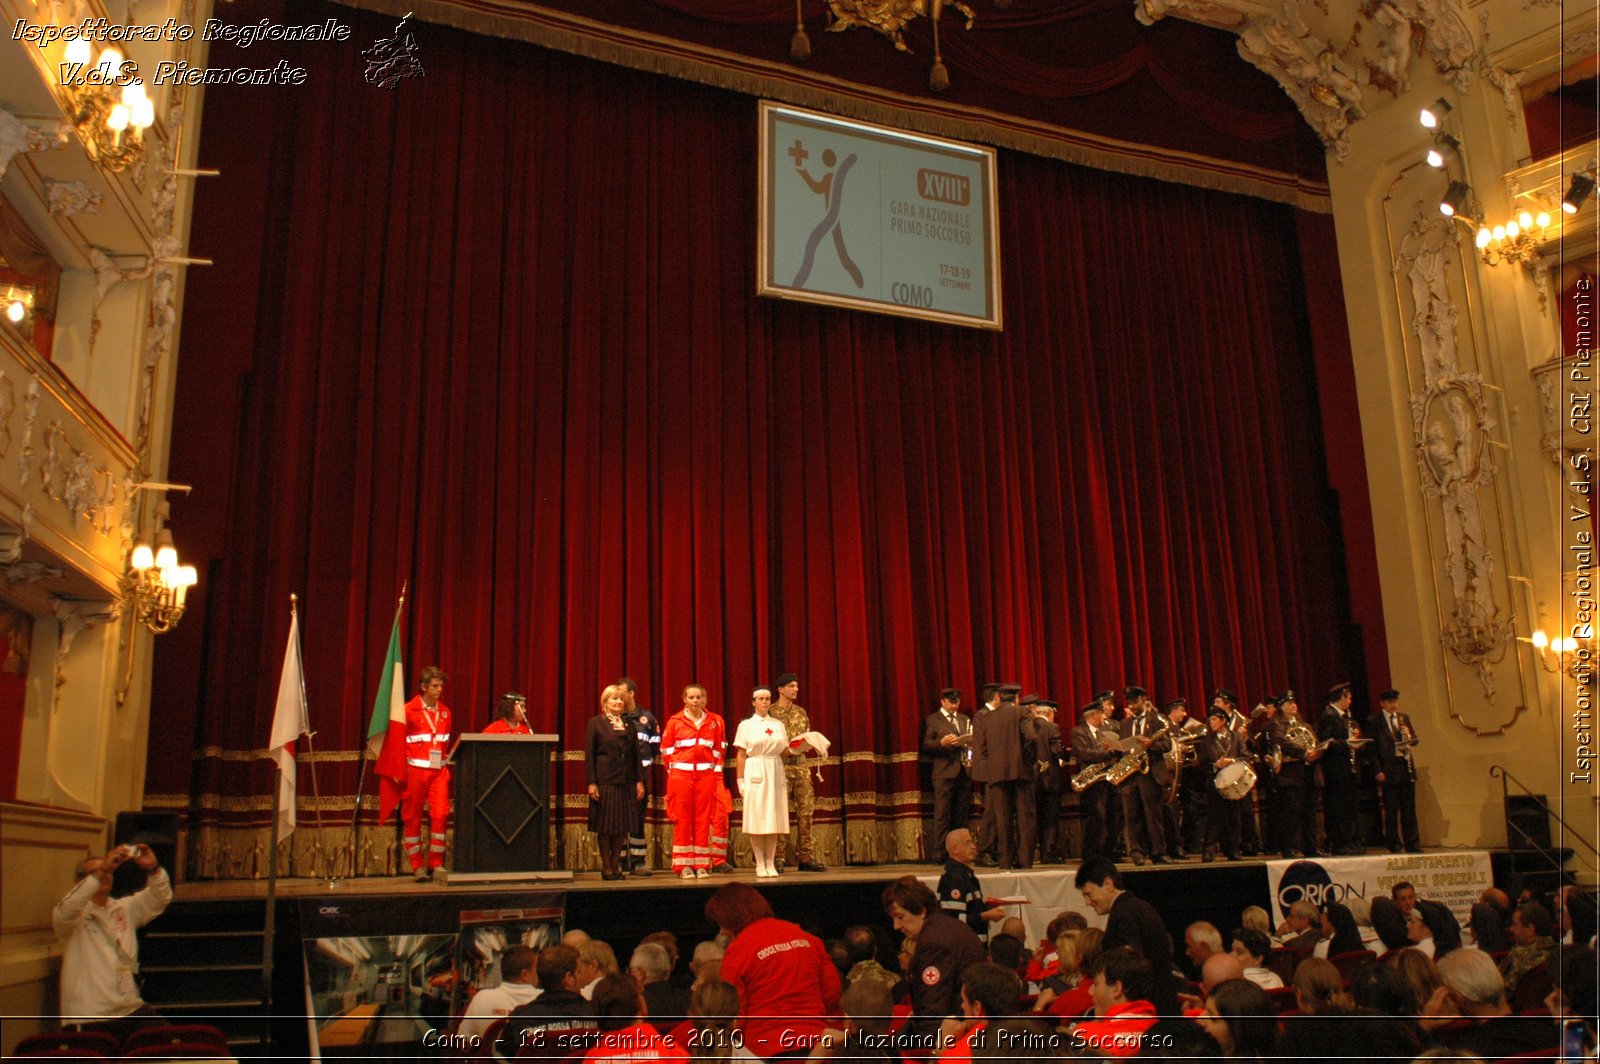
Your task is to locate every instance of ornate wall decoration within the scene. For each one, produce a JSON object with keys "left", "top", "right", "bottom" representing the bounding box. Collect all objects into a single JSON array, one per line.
[
  {"left": 1236, "top": 1, "right": 1366, "bottom": 158},
  {"left": 823, "top": 0, "right": 977, "bottom": 53},
  {"left": 19, "top": 378, "right": 38, "bottom": 488},
  {"left": 1396, "top": 213, "right": 1517, "bottom": 711},
  {"left": 2, "top": 560, "right": 65, "bottom": 587},
  {"left": 0, "top": 110, "right": 70, "bottom": 182},
  {"left": 0, "top": 372, "right": 14, "bottom": 459},
  {"left": 42, "top": 179, "right": 103, "bottom": 218},
  {"left": 135, "top": 236, "right": 181, "bottom": 459},
  {"left": 39, "top": 422, "right": 118, "bottom": 531}
]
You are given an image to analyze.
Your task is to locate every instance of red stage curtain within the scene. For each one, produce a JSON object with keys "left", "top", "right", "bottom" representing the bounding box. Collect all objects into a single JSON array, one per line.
[{"left": 151, "top": 6, "right": 1372, "bottom": 872}]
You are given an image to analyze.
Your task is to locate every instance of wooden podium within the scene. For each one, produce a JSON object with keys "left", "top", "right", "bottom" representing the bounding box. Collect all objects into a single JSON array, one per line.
[{"left": 448, "top": 733, "right": 569, "bottom": 882}]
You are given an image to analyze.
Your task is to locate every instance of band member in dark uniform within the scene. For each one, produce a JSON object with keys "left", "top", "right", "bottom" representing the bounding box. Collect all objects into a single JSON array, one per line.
[
  {"left": 972, "top": 684, "right": 1001, "bottom": 867},
  {"left": 1070, "top": 701, "right": 1119, "bottom": 862},
  {"left": 1032, "top": 700, "right": 1066, "bottom": 864},
  {"left": 1200, "top": 705, "right": 1246, "bottom": 862},
  {"left": 1214, "top": 689, "right": 1261, "bottom": 857},
  {"left": 1372, "top": 689, "right": 1421, "bottom": 853},
  {"left": 922, "top": 687, "right": 973, "bottom": 864},
  {"left": 974, "top": 684, "right": 1037, "bottom": 869},
  {"left": 1117, "top": 687, "right": 1171, "bottom": 865},
  {"left": 1250, "top": 699, "right": 1280, "bottom": 855},
  {"left": 1095, "top": 689, "right": 1127, "bottom": 858},
  {"left": 1318, "top": 682, "right": 1364, "bottom": 855},
  {"left": 618, "top": 677, "right": 658, "bottom": 876},
  {"left": 1163, "top": 698, "right": 1203, "bottom": 860},
  {"left": 1276, "top": 690, "right": 1324, "bottom": 856}
]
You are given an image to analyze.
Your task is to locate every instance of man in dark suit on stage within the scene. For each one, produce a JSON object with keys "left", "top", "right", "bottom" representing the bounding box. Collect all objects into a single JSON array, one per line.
[
  {"left": 973, "top": 683, "right": 1037, "bottom": 869},
  {"left": 972, "top": 683, "right": 1001, "bottom": 867},
  {"left": 1372, "top": 688, "right": 1421, "bottom": 853},
  {"left": 1318, "top": 682, "right": 1365, "bottom": 855},
  {"left": 1031, "top": 700, "right": 1065, "bottom": 864},
  {"left": 1070, "top": 701, "right": 1119, "bottom": 862},
  {"left": 1117, "top": 687, "right": 1171, "bottom": 866},
  {"left": 922, "top": 687, "right": 973, "bottom": 864},
  {"left": 1075, "top": 856, "right": 1179, "bottom": 1016},
  {"left": 1096, "top": 689, "right": 1127, "bottom": 858}
]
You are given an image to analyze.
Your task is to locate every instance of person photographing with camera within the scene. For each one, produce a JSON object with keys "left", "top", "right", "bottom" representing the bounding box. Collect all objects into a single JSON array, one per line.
[{"left": 52, "top": 841, "right": 172, "bottom": 1040}]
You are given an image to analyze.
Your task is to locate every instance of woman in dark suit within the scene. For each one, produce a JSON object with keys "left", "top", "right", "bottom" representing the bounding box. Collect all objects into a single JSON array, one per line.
[{"left": 587, "top": 683, "right": 644, "bottom": 880}]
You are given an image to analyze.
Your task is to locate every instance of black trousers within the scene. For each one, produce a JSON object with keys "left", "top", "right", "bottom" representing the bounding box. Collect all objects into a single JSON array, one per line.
[
  {"left": 1105, "top": 779, "right": 1126, "bottom": 855},
  {"left": 976, "top": 783, "right": 998, "bottom": 856},
  {"left": 1205, "top": 792, "right": 1242, "bottom": 857},
  {"left": 930, "top": 769, "right": 973, "bottom": 861},
  {"left": 988, "top": 778, "right": 1037, "bottom": 869},
  {"left": 1161, "top": 801, "right": 1183, "bottom": 856},
  {"left": 1274, "top": 782, "right": 1304, "bottom": 855},
  {"left": 1036, "top": 784, "right": 1063, "bottom": 861},
  {"left": 1382, "top": 772, "right": 1420, "bottom": 851},
  {"left": 1119, "top": 775, "right": 1167, "bottom": 859},
  {"left": 1323, "top": 770, "right": 1359, "bottom": 851},
  {"left": 1079, "top": 782, "right": 1111, "bottom": 860}
]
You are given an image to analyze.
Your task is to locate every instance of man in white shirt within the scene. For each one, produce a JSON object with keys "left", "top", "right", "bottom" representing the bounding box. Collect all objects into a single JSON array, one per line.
[
  {"left": 52, "top": 843, "right": 172, "bottom": 1039},
  {"left": 459, "top": 945, "right": 541, "bottom": 1042}
]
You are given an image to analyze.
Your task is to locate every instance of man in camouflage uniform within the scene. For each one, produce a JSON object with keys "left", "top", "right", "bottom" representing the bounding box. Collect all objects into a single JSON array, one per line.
[{"left": 772, "top": 672, "right": 828, "bottom": 872}]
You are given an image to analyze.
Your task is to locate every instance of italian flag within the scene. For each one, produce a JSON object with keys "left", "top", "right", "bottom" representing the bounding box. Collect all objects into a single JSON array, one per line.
[{"left": 366, "top": 613, "right": 408, "bottom": 821}]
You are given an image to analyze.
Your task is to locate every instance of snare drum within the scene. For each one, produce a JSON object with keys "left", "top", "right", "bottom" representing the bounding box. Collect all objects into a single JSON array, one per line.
[{"left": 1214, "top": 761, "right": 1257, "bottom": 801}]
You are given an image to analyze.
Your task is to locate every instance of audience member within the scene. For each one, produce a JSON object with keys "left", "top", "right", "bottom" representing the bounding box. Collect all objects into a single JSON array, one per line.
[
  {"left": 1195, "top": 978, "right": 1275, "bottom": 1061},
  {"left": 686, "top": 979, "right": 759, "bottom": 1062},
  {"left": 968, "top": 1015, "right": 1070, "bottom": 1060},
  {"left": 1184, "top": 921, "right": 1224, "bottom": 976},
  {"left": 1239, "top": 906, "right": 1271, "bottom": 937},
  {"left": 1318, "top": 901, "right": 1365, "bottom": 958},
  {"left": 1068, "top": 947, "right": 1158, "bottom": 1058},
  {"left": 1499, "top": 901, "right": 1557, "bottom": 996},
  {"left": 882, "top": 875, "right": 985, "bottom": 1043},
  {"left": 1274, "top": 901, "right": 1321, "bottom": 953},
  {"left": 842, "top": 924, "right": 901, "bottom": 995},
  {"left": 690, "top": 940, "right": 725, "bottom": 991},
  {"left": 585, "top": 972, "right": 687, "bottom": 1062},
  {"left": 1032, "top": 927, "right": 1103, "bottom": 1019},
  {"left": 1178, "top": 952, "right": 1245, "bottom": 1014},
  {"left": 1075, "top": 857, "right": 1179, "bottom": 1014},
  {"left": 987, "top": 933, "right": 1025, "bottom": 978},
  {"left": 52, "top": 843, "right": 171, "bottom": 1041},
  {"left": 641, "top": 931, "right": 688, "bottom": 989},
  {"left": 460, "top": 944, "right": 541, "bottom": 1041},
  {"left": 631, "top": 942, "right": 691, "bottom": 1032},
  {"left": 1386, "top": 946, "right": 1442, "bottom": 1018},
  {"left": 708, "top": 882, "right": 840, "bottom": 1059},
  {"left": 1025, "top": 912, "right": 1087, "bottom": 986},
  {"left": 1547, "top": 944, "right": 1598, "bottom": 1053},
  {"left": 937, "top": 829, "right": 1006, "bottom": 941},
  {"left": 577, "top": 939, "right": 620, "bottom": 1000},
  {"left": 1426, "top": 948, "right": 1560, "bottom": 1059},
  {"left": 563, "top": 929, "right": 593, "bottom": 948},
  {"left": 1468, "top": 888, "right": 1512, "bottom": 953},
  {"left": 1414, "top": 901, "right": 1461, "bottom": 960},
  {"left": 938, "top": 961, "right": 1024, "bottom": 1064},
  {"left": 808, "top": 979, "right": 899, "bottom": 1061},
  {"left": 1371, "top": 897, "right": 1418, "bottom": 957},
  {"left": 503, "top": 945, "right": 599, "bottom": 1056},
  {"left": 1349, "top": 960, "right": 1411, "bottom": 1018},
  {"left": 1276, "top": 957, "right": 1421, "bottom": 1064},
  {"left": 1139, "top": 1018, "right": 1222, "bottom": 1058},
  {"left": 1229, "top": 928, "right": 1282, "bottom": 989}
]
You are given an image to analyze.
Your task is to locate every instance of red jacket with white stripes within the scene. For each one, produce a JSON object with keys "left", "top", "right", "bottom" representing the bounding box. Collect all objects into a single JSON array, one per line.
[{"left": 659, "top": 710, "right": 726, "bottom": 774}]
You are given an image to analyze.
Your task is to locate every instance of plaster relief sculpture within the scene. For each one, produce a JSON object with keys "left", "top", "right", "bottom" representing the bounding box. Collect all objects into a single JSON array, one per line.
[
  {"left": 1236, "top": 1, "right": 1366, "bottom": 157},
  {"left": 43, "top": 180, "right": 103, "bottom": 218},
  {"left": 825, "top": 0, "right": 977, "bottom": 52},
  {"left": 0, "top": 110, "right": 69, "bottom": 181}
]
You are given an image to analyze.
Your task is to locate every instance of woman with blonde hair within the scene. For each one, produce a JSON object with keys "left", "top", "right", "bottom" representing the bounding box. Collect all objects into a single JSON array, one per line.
[
  {"left": 687, "top": 978, "right": 758, "bottom": 1061},
  {"left": 1387, "top": 946, "right": 1444, "bottom": 1017},
  {"left": 586, "top": 683, "right": 644, "bottom": 880},
  {"left": 1034, "top": 926, "right": 1104, "bottom": 1019}
]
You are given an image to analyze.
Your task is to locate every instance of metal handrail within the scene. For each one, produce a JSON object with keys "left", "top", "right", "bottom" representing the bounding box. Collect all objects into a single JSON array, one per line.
[{"left": 1489, "top": 765, "right": 1598, "bottom": 875}]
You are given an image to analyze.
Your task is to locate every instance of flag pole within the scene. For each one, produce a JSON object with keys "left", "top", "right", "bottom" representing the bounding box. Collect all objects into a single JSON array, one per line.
[
  {"left": 350, "top": 582, "right": 407, "bottom": 877},
  {"left": 262, "top": 592, "right": 299, "bottom": 1055},
  {"left": 295, "top": 594, "right": 333, "bottom": 885}
]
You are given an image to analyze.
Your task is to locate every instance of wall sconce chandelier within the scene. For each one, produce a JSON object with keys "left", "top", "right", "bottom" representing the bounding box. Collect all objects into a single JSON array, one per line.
[
  {"left": 1528, "top": 628, "right": 1594, "bottom": 681},
  {"left": 1475, "top": 209, "right": 1553, "bottom": 268},
  {"left": 125, "top": 494, "right": 196, "bottom": 633},
  {"left": 57, "top": 40, "right": 155, "bottom": 173},
  {"left": 2, "top": 286, "right": 34, "bottom": 330}
]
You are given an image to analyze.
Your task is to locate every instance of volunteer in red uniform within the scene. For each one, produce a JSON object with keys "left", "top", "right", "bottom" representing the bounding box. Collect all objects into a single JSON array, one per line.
[
  {"left": 402, "top": 666, "right": 453, "bottom": 881},
  {"left": 659, "top": 683, "right": 725, "bottom": 879},
  {"left": 483, "top": 691, "right": 532, "bottom": 734},
  {"left": 706, "top": 882, "right": 841, "bottom": 1058}
]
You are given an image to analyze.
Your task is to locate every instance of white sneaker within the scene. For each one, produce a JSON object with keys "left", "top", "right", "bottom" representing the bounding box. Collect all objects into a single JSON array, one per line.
[
  {"left": 679, "top": 868, "right": 695, "bottom": 880},
  {"left": 694, "top": 867, "right": 709, "bottom": 878}
]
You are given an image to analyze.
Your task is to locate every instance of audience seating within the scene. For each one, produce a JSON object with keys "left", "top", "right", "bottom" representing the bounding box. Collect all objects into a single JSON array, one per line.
[
  {"left": 1508, "top": 962, "right": 1554, "bottom": 1014},
  {"left": 1265, "top": 948, "right": 1300, "bottom": 984},
  {"left": 11, "top": 1032, "right": 119, "bottom": 1058},
  {"left": 8, "top": 1051, "right": 112, "bottom": 1061},
  {"left": 121, "top": 1026, "right": 229, "bottom": 1055},
  {"left": 1266, "top": 986, "right": 1300, "bottom": 1014},
  {"left": 120, "top": 1044, "right": 231, "bottom": 1060},
  {"left": 1329, "top": 949, "right": 1379, "bottom": 982}
]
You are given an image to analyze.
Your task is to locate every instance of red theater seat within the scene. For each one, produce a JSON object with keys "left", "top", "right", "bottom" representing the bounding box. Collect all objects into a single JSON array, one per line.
[
  {"left": 121, "top": 1025, "right": 229, "bottom": 1054},
  {"left": 1329, "top": 949, "right": 1378, "bottom": 983},
  {"left": 11, "top": 1032, "right": 119, "bottom": 1058}
]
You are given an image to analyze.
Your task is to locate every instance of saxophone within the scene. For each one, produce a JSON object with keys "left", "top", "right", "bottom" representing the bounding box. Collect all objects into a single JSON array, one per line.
[
  {"left": 1070, "top": 728, "right": 1120, "bottom": 792},
  {"left": 1104, "top": 721, "right": 1174, "bottom": 785}
]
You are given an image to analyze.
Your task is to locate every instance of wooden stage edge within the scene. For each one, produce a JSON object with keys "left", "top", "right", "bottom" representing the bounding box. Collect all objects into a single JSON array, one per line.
[{"left": 172, "top": 847, "right": 1465, "bottom": 902}]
